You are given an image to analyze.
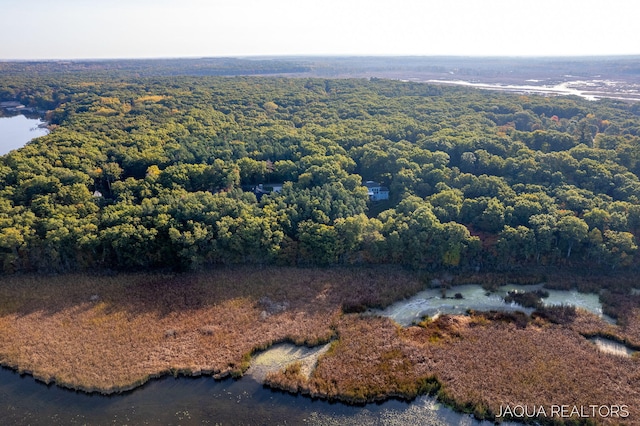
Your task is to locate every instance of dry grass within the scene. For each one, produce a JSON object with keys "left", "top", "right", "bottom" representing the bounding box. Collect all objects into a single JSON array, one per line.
[
  {"left": 450, "top": 271, "right": 546, "bottom": 289},
  {"left": 266, "top": 315, "right": 440, "bottom": 403},
  {"left": 621, "top": 309, "right": 640, "bottom": 348},
  {"left": 0, "top": 266, "right": 421, "bottom": 393},
  {"left": 266, "top": 310, "right": 640, "bottom": 424},
  {"left": 2, "top": 267, "right": 640, "bottom": 424},
  {"left": 426, "top": 315, "right": 640, "bottom": 424},
  {"left": 449, "top": 268, "right": 640, "bottom": 295}
]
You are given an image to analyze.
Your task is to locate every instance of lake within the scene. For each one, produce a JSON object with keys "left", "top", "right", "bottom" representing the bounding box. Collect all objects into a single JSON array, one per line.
[{"left": 0, "top": 114, "right": 49, "bottom": 155}]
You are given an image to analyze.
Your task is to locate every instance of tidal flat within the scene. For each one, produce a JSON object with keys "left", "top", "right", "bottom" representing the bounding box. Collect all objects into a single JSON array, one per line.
[{"left": 0, "top": 267, "right": 638, "bottom": 424}]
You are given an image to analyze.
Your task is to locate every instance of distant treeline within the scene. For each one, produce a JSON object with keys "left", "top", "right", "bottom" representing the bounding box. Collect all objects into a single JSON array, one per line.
[
  {"left": 1, "top": 69, "right": 640, "bottom": 273},
  {"left": 0, "top": 58, "right": 312, "bottom": 78},
  {"left": 2, "top": 56, "right": 639, "bottom": 80}
]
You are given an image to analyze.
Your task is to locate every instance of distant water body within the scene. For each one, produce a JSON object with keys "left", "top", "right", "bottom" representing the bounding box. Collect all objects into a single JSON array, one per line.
[
  {"left": 0, "top": 114, "right": 48, "bottom": 155},
  {"left": 425, "top": 79, "right": 640, "bottom": 102}
]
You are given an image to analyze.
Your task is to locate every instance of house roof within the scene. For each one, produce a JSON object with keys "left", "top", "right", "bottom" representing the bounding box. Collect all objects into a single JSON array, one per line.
[{"left": 364, "top": 181, "right": 389, "bottom": 192}]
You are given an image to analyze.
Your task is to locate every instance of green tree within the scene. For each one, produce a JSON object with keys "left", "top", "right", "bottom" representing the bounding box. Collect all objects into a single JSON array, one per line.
[
  {"left": 556, "top": 215, "right": 589, "bottom": 258},
  {"left": 297, "top": 220, "right": 342, "bottom": 265},
  {"left": 497, "top": 225, "right": 536, "bottom": 264},
  {"left": 529, "top": 214, "right": 557, "bottom": 263},
  {"left": 476, "top": 198, "right": 506, "bottom": 233},
  {"left": 603, "top": 230, "right": 637, "bottom": 268}
]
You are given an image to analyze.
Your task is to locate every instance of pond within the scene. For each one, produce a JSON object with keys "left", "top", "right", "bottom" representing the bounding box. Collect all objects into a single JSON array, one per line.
[
  {"left": 373, "top": 283, "right": 612, "bottom": 326},
  {"left": 0, "top": 114, "right": 48, "bottom": 155}
]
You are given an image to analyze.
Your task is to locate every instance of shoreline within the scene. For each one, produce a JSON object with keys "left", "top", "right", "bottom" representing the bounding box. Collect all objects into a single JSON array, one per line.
[{"left": 0, "top": 266, "right": 638, "bottom": 424}]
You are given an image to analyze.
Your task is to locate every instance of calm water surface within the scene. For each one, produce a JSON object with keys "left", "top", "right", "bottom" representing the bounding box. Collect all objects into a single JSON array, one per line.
[
  {"left": 0, "top": 114, "right": 48, "bottom": 155},
  {"left": 590, "top": 337, "right": 638, "bottom": 358},
  {"left": 374, "top": 283, "right": 611, "bottom": 326},
  {"left": 0, "top": 367, "right": 502, "bottom": 426}
]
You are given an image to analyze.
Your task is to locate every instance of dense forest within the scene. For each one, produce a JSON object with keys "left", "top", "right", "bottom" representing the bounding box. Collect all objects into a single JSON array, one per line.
[{"left": 2, "top": 68, "right": 640, "bottom": 274}]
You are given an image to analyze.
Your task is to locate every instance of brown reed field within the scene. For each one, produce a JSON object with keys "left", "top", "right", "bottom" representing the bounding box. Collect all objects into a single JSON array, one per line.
[
  {"left": 0, "top": 266, "right": 421, "bottom": 392},
  {"left": 267, "top": 310, "right": 640, "bottom": 424},
  {"left": 1, "top": 266, "right": 639, "bottom": 424}
]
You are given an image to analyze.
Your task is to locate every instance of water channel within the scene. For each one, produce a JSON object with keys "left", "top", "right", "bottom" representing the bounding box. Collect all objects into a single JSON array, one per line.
[{"left": 1, "top": 364, "right": 511, "bottom": 425}]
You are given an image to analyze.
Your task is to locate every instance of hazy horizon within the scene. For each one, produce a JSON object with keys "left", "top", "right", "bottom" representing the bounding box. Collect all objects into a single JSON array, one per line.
[
  {"left": 2, "top": 0, "right": 639, "bottom": 60},
  {"left": 3, "top": 53, "right": 640, "bottom": 62}
]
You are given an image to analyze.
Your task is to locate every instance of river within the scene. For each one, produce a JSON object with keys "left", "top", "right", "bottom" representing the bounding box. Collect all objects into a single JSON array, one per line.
[
  {"left": 424, "top": 79, "right": 640, "bottom": 102},
  {"left": 0, "top": 114, "right": 48, "bottom": 155}
]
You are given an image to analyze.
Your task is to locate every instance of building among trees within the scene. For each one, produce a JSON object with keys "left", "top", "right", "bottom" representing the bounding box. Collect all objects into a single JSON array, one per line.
[{"left": 365, "top": 181, "right": 389, "bottom": 201}]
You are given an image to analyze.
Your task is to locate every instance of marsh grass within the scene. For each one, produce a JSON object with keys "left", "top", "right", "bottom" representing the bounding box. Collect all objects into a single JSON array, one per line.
[
  {"left": 266, "top": 315, "right": 441, "bottom": 403},
  {"left": 532, "top": 304, "right": 577, "bottom": 325},
  {"left": 451, "top": 272, "right": 546, "bottom": 290},
  {"left": 0, "top": 266, "right": 422, "bottom": 393},
  {"left": 427, "top": 317, "right": 640, "bottom": 424},
  {"left": 267, "top": 309, "right": 640, "bottom": 424},
  {"left": 1, "top": 266, "right": 639, "bottom": 424},
  {"left": 449, "top": 268, "right": 640, "bottom": 294}
]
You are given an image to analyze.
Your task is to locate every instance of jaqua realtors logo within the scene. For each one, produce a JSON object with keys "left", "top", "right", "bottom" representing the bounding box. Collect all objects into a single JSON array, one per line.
[{"left": 496, "top": 404, "right": 630, "bottom": 419}]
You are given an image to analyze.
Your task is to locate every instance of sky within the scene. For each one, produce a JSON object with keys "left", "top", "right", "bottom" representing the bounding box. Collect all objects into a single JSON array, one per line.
[{"left": 1, "top": 0, "right": 639, "bottom": 60}]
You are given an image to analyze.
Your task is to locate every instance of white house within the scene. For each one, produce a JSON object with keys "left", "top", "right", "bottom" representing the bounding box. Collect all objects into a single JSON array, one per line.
[
  {"left": 364, "top": 181, "right": 389, "bottom": 201},
  {"left": 256, "top": 183, "right": 283, "bottom": 193},
  {"left": 252, "top": 183, "right": 284, "bottom": 200}
]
